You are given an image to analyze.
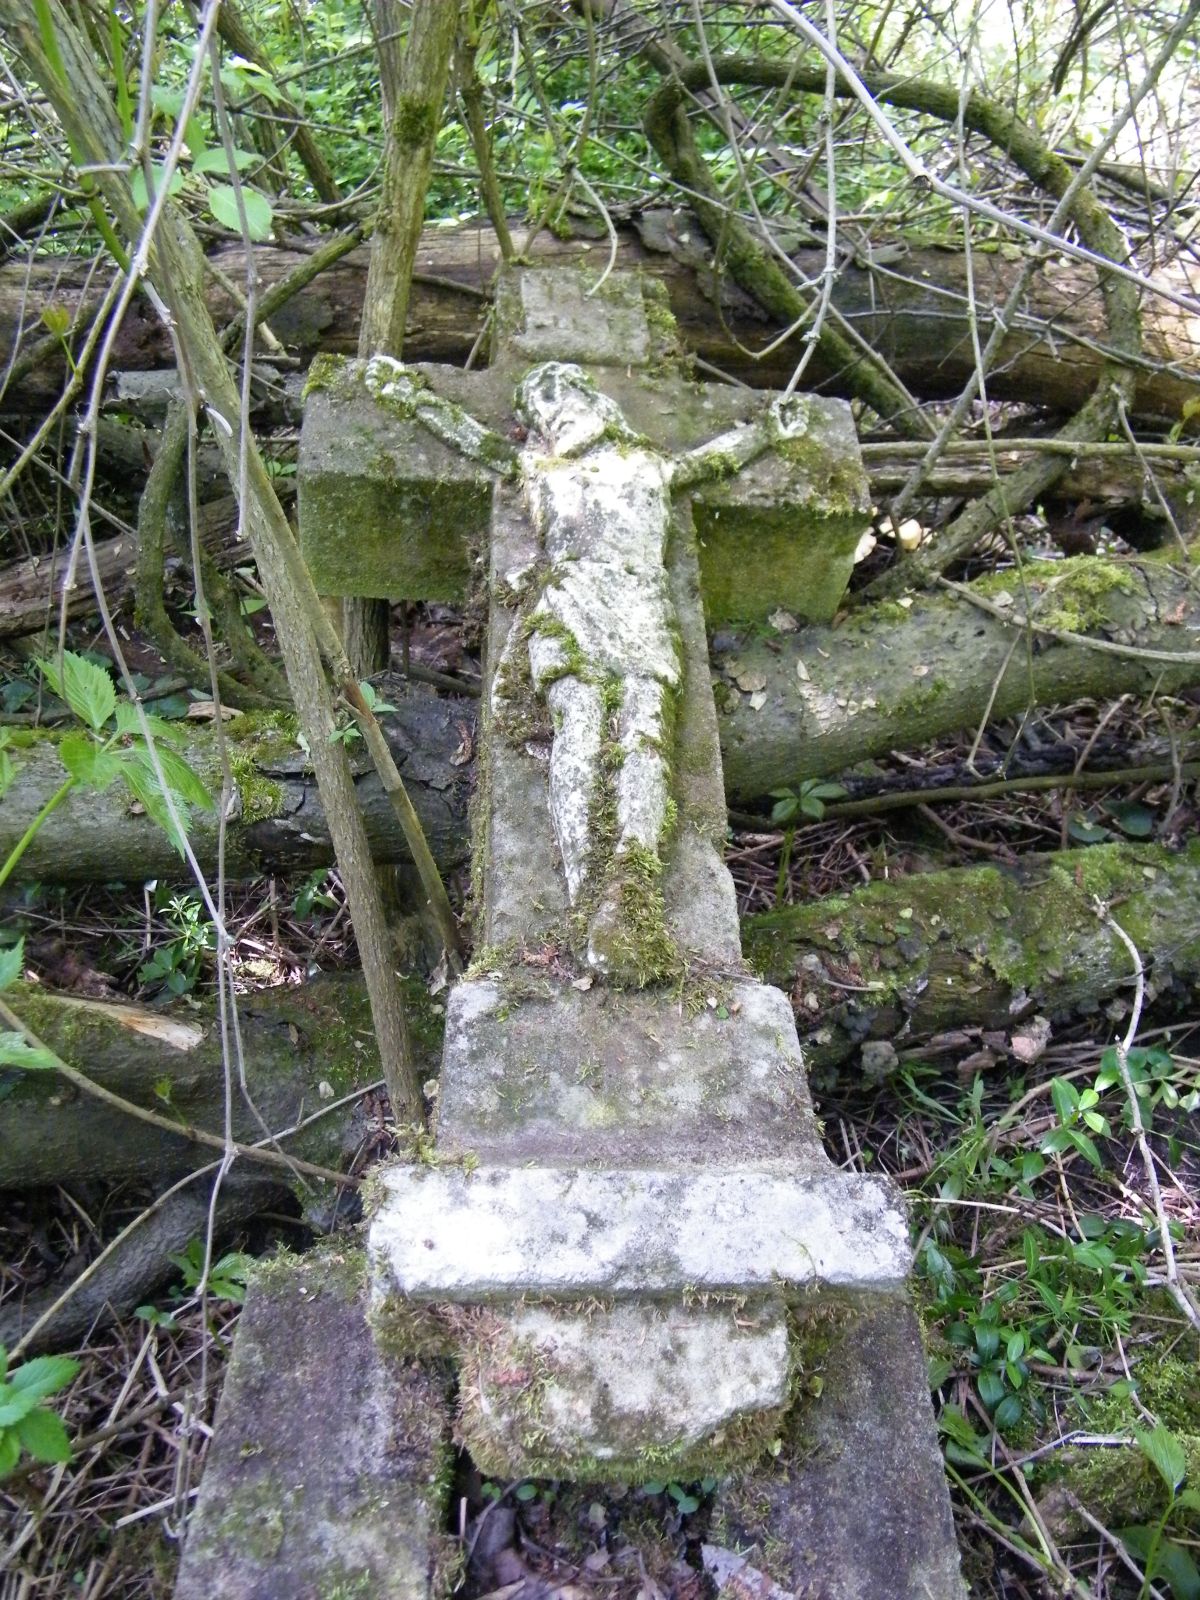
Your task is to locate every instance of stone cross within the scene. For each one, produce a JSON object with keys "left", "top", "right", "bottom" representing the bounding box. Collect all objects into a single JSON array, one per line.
[{"left": 176, "top": 268, "right": 965, "bottom": 1600}]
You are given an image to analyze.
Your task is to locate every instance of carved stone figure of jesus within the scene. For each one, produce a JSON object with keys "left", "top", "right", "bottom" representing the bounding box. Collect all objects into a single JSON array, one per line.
[{"left": 365, "top": 354, "right": 809, "bottom": 981}]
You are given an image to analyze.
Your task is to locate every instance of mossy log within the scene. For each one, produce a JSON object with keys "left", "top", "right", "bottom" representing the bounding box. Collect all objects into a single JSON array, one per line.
[
  {"left": 746, "top": 840, "right": 1200, "bottom": 1075},
  {"left": 0, "top": 676, "right": 472, "bottom": 883},
  {"left": 4, "top": 842, "right": 1197, "bottom": 1192},
  {"left": 5, "top": 560, "right": 1200, "bottom": 881},
  {"left": 717, "top": 554, "right": 1200, "bottom": 800},
  {"left": 1, "top": 216, "right": 1196, "bottom": 421},
  {"left": 0, "top": 975, "right": 387, "bottom": 1187}
]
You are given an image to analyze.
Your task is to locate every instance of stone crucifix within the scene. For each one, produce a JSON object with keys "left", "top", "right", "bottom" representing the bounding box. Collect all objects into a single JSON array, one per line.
[{"left": 365, "top": 352, "right": 809, "bottom": 980}]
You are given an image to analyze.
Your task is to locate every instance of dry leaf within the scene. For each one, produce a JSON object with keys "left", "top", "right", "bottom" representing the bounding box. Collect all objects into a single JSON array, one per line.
[
  {"left": 768, "top": 608, "right": 798, "bottom": 632},
  {"left": 795, "top": 657, "right": 810, "bottom": 682},
  {"left": 571, "top": 975, "right": 594, "bottom": 991},
  {"left": 748, "top": 690, "right": 767, "bottom": 711}
]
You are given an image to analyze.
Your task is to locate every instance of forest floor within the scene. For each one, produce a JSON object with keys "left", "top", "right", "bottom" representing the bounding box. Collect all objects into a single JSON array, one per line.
[{"left": 1, "top": 593, "right": 1198, "bottom": 1600}]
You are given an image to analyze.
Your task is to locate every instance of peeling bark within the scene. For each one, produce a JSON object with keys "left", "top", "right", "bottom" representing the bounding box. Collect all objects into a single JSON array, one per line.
[{"left": 0, "top": 976, "right": 387, "bottom": 1187}]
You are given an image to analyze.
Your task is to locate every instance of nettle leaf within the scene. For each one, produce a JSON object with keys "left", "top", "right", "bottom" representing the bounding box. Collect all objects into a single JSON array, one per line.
[
  {"left": 1135, "top": 1423, "right": 1188, "bottom": 1493},
  {"left": 0, "top": 940, "right": 24, "bottom": 993},
  {"left": 37, "top": 651, "right": 116, "bottom": 732},
  {"left": 117, "top": 758, "right": 187, "bottom": 857},
  {"left": 0, "top": 1032, "right": 59, "bottom": 1071},
  {"left": 207, "top": 183, "right": 274, "bottom": 241}
]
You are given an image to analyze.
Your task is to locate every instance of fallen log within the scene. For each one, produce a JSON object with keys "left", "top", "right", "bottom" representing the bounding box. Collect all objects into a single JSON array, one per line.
[
  {"left": 1, "top": 449, "right": 1188, "bottom": 644},
  {"left": 1, "top": 216, "right": 1196, "bottom": 421},
  {"left": 0, "top": 676, "right": 473, "bottom": 882},
  {"left": 4, "top": 558, "right": 1200, "bottom": 879},
  {"left": 4, "top": 841, "right": 1196, "bottom": 1192},
  {"left": 0, "top": 974, "right": 388, "bottom": 1188},
  {"left": 745, "top": 840, "right": 1200, "bottom": 1077},
  {"left": 717, "top": 553, "right": 1200, "bottom": 800}
]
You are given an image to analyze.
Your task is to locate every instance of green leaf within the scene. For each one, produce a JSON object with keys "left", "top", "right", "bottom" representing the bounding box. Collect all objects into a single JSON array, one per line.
[
  {"left": 117, "top": 758, "right": 187, "bottom": 856},
  {"left": 770, "top": 795, "right": 798, "bottom": 824},
  {"left": 207, "top": 183, "right": 273, "bottom": 241},
  {"left": 130, "top": 744, "right": 214, "bottom": 813},
  {"left": 0, "top": 941, "right": 24, "bottom": 994},
  {"left": 1105, "top": 801, "right": 1155, "bottom": 838},
  {"left": 8, "top": 1354, "right": 79, "bottom": 1401},
  {"left": 0, "top": 1386, "right": 40, "bottom": 1427},
  {"left": 0, "top": 745, "right": 15, "bottom": 800},
  {"left": 192, "top": 146, "right": 259, "bottom": 175},
  {"left": 37, "top": 651, "right": 115, "bottom": 732},
  {"left": 14, "top": 1405, "right": 72, "bottom": 1463},
  {"left": 1135, "top": 1424, "right": 1188, "bottom": 1493},
  {"left": 114, "top": 704, "right": 186, "bottom": 745},
  {"left": 129, "top": 164, "right": 185, "bottom": 210},
  {"left": 1118, "top": 1526, "right": 1200, "bottom": 1600},
  {"left": 993, "top": 1394, "right": 1022, "bottom": 1431},
  {"left": 58, "top": 732, "right": 122, "bottom": 791},
  {"left": 977, "top": 1369, "right": 1006, "bottom": 1408},
  {"left": 40, "top": 304, "right": 71, "bottom": 338},
  {"left": 1067, "top": 813, "right": 1111, "bottom": 844},
  {"left": 0, "top": 1427, "right": 20, "bottom": 1476},
  {"left": 0, "top": 1032, "right": 60, "bottom": 1071}
]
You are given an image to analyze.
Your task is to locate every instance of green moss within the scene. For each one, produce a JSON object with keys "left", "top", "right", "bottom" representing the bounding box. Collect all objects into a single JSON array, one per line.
[
  {"left": 1045, "top": 1350, "right": 1200, "bottom": 1536},
  {"left": 302, "top": 353, "right": 348, "bottom": 400},
  {"left": 584, "top": 840, "right": 682, "bottom": 989},
  {"left": 975, "top": 554, "right": 1139, "bottom": 634},
  {"left": 392, "top": 96, "right": 438, "bottom": 147}
]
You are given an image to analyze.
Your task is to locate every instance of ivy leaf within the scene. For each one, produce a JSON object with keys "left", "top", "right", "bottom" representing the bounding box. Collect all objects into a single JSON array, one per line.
[{"left": 37, "top": 651, "right": 115, "bottom": 732}]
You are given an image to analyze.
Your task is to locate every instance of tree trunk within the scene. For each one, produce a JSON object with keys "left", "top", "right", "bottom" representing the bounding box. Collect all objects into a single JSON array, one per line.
[
  {"left": 717, "top": 553, "right": 1200, "bottom": 800},
  {"left": 2, "top": 217, "right": 1195, "bottom": 421},
  {"left": 0, "top": 975, "right": 392, "bottom": 1187},
  {"left": 746, "top": 841, "right": 1200, "bottom": 1076},
  {"left": 0, "top": 676, "right": 473, "bottom": 882}
]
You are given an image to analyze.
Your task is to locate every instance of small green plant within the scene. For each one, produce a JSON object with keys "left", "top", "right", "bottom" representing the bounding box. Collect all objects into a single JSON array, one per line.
[
  {"left": 166, "top": 1238, "right": 252, "bottom": 1304},
  {"left": 1117, "top": 1425, "right": 1200, "bottom": 1599},
  {"left": 641, "top": 1475, "right": 718, "bottom": 1514},
  {"left": 0, "top": 1346, "right": 79, "bottom": 1477},
  {"left": 768, "top": 780, "right": 846, "bottom": 824},
  {"left": 138, "top": 889, "right": 215, "bottom": 997},
  {"left": 330, "top": 680, "right": 396, "bottom": 746},
  {"left": 0, "top": 651, "right": 213, "bottom": 893}
]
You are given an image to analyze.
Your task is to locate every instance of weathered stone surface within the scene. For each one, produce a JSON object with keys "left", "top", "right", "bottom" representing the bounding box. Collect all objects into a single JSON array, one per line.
[
  {"left": 175, "top": 1253, "right": 451, "bottom": 1600},
  {"left": 369, "top": 1164, "right": 909, "bottom": 1299},
  {"left": 491, "top": 266, "right": 669, "bottom": 367},
  {"left": 712, "top": 1300, "right": 968, "bottom": 1599},
  {"left": 299, "top": 360, "right": 492, "bottom": 600},
  {"left": 457, "top": 1298, "right": 792, "bottom": 1479},
  {"left": 692, "top": 394, "right": 871, "bottom": 625},
  {"left": 434, "top": 977, "right": 820, "bottom": 1166}
]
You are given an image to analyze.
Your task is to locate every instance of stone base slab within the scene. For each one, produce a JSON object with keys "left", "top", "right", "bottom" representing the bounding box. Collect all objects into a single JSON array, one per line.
[
  {"left": 175, "top": 1253, "right": 451, "bottom": 1600},
  {"left": 436, "top": 976, "right": 827, "bottom": 1166},
  {"left": 457, "top": 1296, "right": 792, "bottom": 1479},
  {"left": 368, "top": 1163, "right": 909, "bottom": 1300}
]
